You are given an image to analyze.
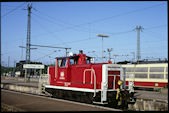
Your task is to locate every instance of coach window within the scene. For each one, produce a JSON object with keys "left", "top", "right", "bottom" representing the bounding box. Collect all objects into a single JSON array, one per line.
[
  {"left": 149, "top": 74, "right": 164, "bottom": 79},
  {"left": 126, "top": 67, "right": 134, "bottom": 72},
  {"left": 150, "top": 67, "right": 164, "bottom": 72}
]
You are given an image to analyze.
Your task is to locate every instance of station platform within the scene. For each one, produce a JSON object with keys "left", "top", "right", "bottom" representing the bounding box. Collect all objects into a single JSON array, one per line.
[
  {"left": 2, "top": 89, "right": 119, "bottom": 111},
  {"left": 1, "top": 78, "right": 38, "bottom": 88},
  {"left": 134, "top": 90, "right": 168, "bottom": 102}
]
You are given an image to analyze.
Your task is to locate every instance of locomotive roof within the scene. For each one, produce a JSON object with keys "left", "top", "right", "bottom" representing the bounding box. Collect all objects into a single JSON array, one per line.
[{"left": 55, "top": 55, "right": 92, "bottom": 59}]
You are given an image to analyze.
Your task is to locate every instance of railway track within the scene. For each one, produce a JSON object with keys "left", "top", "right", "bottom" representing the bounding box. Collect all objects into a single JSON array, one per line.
[{"left": 1, "top": 89, "right": 122, "bottom": 111}]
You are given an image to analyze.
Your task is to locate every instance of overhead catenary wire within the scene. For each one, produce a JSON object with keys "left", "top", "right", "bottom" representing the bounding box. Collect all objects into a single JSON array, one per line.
[
  {"left": 35, "top": 2, "right": 164, "bottom": 30},
  {"left": 2, "top": 2, "right": 167, "bottom": 64},
  {"left": 31, "top": 16, "right": 70, "bottom": 47},
  {"left": 2, "top": 2, "right": 26, "bottom": 18},
  {"left": 31, "top": 12, "right": 96, "bottom": 37},
  {"left": 32, "top": 12, "right": 66, "bottom": 28},
  {"left": 15, "top": 24, "right": 166, "bottom": 49},
  {"left": 32, "top": 11, "right": 135, "bottom": 42},
  {"left": 30, "top": 3, "right": 165, "bottom": 39},
  {"left": 144, "top": 24, "right": 167, "bottom": 30},
  {"left": 33, "top": 49, "right": 65, "bottom": 63},
  {"left": 143, "top": 30, "right": 166, "bottom": 40},
  {"left": 2, "top": 4, "right": 23, "bottom": 7},
  {"left": 30, "top": 44, "right": 71, "bottom": 49},
  {"left": 140, "top": 34, "right": 167, "bottom": 44},
  {"left": 34, "top": 50, "right": 58, "bottom": 61},
  {"left": 32, "top": 8, "right": 92, "bottom": 31},
  {"left": 82, "top": 3, "right": 165, "bottom": 25},
  {"left": 51, "top": 25, "right": 166, "bottom": 47}
]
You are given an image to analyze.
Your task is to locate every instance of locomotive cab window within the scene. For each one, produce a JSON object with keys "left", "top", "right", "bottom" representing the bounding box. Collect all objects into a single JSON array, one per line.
[
  {"left": 86, "top": 57, "right": 91, "bottom": 64},
  {"left": 69, "top": 56, "right": 79, "bottom": 65},
  {"left": 86, "top": 56, "right": 93, "bottom": 64},
  {"left": 58, "top": 59, "right": 67, "bottom": 67},
  {"left": 69, "top": 59, "right": 74, "bottom": 65}
]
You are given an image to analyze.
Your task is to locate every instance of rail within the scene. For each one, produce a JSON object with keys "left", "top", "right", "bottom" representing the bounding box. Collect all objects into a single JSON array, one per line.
[{"left": 83, "top": 68, "right": 96, "bottom": 97}]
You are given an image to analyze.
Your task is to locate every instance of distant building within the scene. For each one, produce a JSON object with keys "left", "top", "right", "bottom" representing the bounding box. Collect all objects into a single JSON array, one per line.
[{"left": 15, "top": 60, "right": 43, "bottom": 77}]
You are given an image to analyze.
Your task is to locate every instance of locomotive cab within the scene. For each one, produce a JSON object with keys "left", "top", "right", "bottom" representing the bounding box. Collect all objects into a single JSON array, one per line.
[{"left": 54, "top": 50, "right": 93, "bottom": 82}]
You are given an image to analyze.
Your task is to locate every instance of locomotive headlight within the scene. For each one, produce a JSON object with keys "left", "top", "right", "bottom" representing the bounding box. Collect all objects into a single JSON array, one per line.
[{"left": 118, "top": 80, "right": 123, "bottom": 86}]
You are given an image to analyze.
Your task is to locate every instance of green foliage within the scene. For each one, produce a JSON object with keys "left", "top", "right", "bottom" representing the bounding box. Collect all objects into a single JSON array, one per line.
[{"left": 1, "top": 66, "right": 14, "bottom": 74}]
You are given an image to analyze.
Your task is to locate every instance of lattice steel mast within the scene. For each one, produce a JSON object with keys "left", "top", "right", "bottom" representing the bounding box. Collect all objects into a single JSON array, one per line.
[
  {"left": 135, "top": 26, "right": 143, "bottom": 62},
  {"left": 26, "top": 4, "right": 32, "bottom": 64}
]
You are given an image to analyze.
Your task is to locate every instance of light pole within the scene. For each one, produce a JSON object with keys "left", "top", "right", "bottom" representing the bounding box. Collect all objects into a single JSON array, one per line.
[{"left": 97, "top": 34, "right": 109, "bottom": 62}]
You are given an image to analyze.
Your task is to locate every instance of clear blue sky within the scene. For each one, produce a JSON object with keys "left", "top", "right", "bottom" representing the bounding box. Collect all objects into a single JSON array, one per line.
[{"left": 1, "top": 1, "right": 168, "bottom": 66}]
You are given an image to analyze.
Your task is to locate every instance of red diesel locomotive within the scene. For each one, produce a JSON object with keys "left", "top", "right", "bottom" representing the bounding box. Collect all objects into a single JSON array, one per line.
[{"left": 44, "top": 50, "right": 134, "bottom": 108}]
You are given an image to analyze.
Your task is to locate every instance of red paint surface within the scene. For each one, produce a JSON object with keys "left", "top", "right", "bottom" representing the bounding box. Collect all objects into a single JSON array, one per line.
[
  {"left": 108, "top": 71, "right": 120, "bottom": 75},
  {"left": 48, "top": 53, "right": 124, "bottom": 90},
  {"left": 125, "top": 81, "right": 168, "bottom": 88},
  {"left": 49, "top": 62, "right": 104, "bottom": 90},
  {"left": 108, "top": 76, "right": 120, "bottom": 89}
]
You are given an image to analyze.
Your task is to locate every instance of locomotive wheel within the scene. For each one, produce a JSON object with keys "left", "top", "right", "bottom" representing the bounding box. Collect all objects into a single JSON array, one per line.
[
  {"left": 76, "top": 92, "right": 81, "bottom": 102},
  {"left": 80, "top": 92, "right": 86, "bottom": 103},
  {"left": 67, "top": 91, "right": 73, "bottom": 101}
]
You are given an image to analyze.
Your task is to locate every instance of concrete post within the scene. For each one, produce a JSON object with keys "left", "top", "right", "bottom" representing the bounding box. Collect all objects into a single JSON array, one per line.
[{"left": 24, "top": 69, "right": 27, "bottom": 82}]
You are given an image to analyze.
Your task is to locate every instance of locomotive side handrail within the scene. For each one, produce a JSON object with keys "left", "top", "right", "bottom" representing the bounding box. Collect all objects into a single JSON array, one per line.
[
  {"left": 55, "top": 59, "right": 58, "bottom": 79},
  {"left": 83, "top": 69, "right": 96, "bottom": 97},
  {"left": 114, "top": 75, "right": 116, "bottom": 89},
  {"left": 92, "top": 68, "right": 97, "bottom": 97}
]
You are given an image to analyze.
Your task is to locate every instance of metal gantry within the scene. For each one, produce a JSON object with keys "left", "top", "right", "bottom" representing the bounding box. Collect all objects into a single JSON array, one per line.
[{"left": 30, "top": 44, "right": 71, "bottom": 57}]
